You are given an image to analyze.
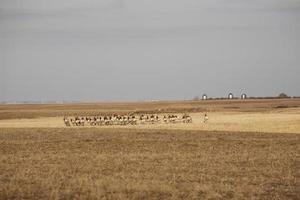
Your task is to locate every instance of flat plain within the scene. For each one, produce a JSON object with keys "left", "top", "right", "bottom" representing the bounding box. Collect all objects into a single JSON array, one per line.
[{"left": 0, "top": 99, "right": 299, "bottom": 199}]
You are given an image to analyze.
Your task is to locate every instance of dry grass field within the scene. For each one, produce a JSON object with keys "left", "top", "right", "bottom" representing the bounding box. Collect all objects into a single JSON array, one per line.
[
  {"left": 0, "top": 99, "right": 300, "bottom": 199},
  {"left": 1, "top": 99, "right": 299, "bottom": 120}
]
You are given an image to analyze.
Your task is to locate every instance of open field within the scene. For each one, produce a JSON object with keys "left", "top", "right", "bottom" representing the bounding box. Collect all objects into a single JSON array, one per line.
[
  {"left": 0, "top": 99, "right": 300, "bottom": 199},
  {"left": 0, "top": 110, "right": 300, "bottom": 134},
  {"left": 1, "top": 99, "right": 300, "bottom": 134},
  {"left": 0, "top": 128, "right": 299, "bottom": 199},
  {"left": 1, "top": 99, "right": 300, "bottom": 120}
]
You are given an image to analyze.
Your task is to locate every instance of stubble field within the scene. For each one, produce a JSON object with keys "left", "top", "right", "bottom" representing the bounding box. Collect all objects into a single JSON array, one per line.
[{"left": 0, "top": 99, "right": 299, "bottom": 199}]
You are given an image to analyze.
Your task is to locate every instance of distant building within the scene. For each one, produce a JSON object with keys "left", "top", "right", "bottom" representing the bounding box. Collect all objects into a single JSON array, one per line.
[
  {"left": 228, "top": 93, "right": 234, "bottom": 99},
  {"left": 241, "top": 93, "right": 247, "bottom": 99},
  {"left": 202, "top": 94, "right": 208, "bottom": 100}
]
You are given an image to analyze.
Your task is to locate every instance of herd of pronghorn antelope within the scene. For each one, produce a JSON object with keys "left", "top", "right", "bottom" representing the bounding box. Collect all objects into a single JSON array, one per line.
[{"left": 63, "top": 113, "right": 193, "bottom": 127}]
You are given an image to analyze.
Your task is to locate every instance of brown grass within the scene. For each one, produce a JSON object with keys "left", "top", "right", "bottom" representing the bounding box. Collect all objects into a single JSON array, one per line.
[
  {"left": 0, "top": 128, "right": 299, "bottom": 199},
  {"left": 0, "top": 99, "right": 299, "bottom": 199},
  {"left": 0, "top": 99, "right": 299, "bottom": 120}
]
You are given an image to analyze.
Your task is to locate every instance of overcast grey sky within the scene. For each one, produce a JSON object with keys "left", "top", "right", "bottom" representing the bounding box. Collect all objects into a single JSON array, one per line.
[{"left": 1, "top": 0, "right": 300, "bottom": 102}]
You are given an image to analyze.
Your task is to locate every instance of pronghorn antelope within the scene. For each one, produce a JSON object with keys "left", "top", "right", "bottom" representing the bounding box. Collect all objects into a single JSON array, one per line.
[
  {"left": 63, "top": 117, "right": 71, "bottom": 126},
  {"left": 203, "top": 113, "right": 208, "bottom": 123},
  {"left": 149, "top": 114, "right": 159, "bottom": 123},
  {"left": 182, "top": 113, "right": 192, "bottom": 123},
  {"left": 63, "top": 113, "right": 193, "bottom": 127},
  {"left": 139, "top": 114, "right": 147, "bottom": 124},
  {"left": 168, "top": 114, "right": 180, "bottom": 123},
  {"left": 129, "top": 115, "right": 138, "bottom": 125}
]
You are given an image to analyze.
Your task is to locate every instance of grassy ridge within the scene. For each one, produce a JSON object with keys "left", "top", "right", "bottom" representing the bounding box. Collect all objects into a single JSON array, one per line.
[{"left": 0, "top": 99, "right": 299, "bottom": 120}]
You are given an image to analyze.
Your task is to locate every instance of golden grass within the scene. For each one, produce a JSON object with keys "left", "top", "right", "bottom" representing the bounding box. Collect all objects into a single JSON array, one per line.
[
  {"left": 1, "top": 100, "right": 299, "bottom": 199},
  {"left": 0, "top": 128, "right": 299, "bottom": 199},
  {"left": 1, "top": 110, "right": 300, "bottom": 134}
]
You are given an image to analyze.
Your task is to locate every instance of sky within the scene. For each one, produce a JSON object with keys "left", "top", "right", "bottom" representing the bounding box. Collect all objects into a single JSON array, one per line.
[{"left": 1, "top": 0, "right": 300, "bottom": 102}]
